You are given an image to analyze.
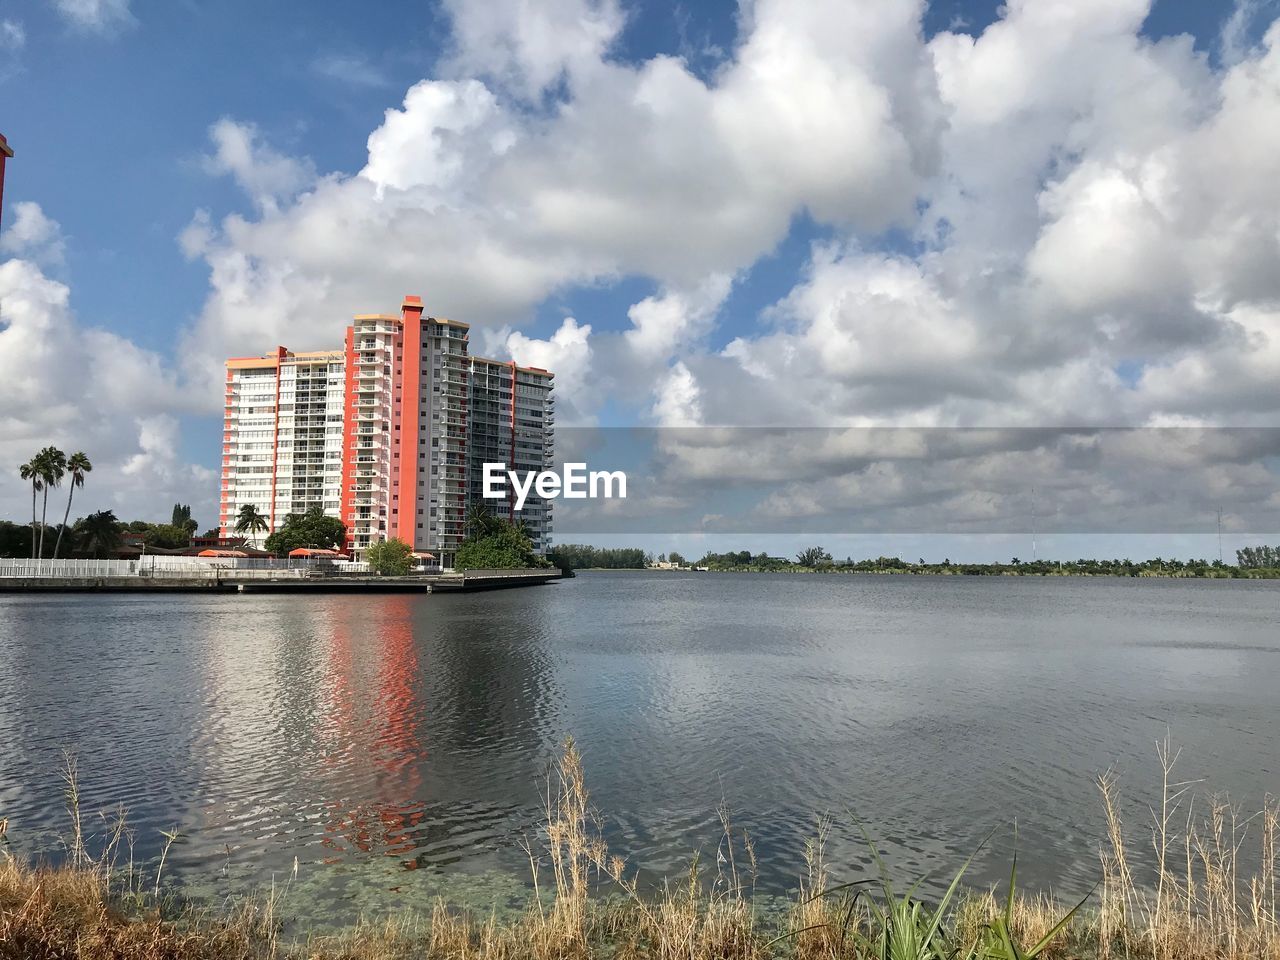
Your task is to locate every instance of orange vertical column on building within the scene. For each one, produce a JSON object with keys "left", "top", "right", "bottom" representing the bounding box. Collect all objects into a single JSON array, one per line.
[
  {"left": 508, "top": 361, "right": 518, "bottom": 521},
  {"left": 339, "top": 325, "right": 358, "bottom": 553},
  {"left": 268, "top": 346, "right": 286, "bottom": 532},
  {"left": 395, "top": 296, "right": 425, "bottom": 546},
  {"left": 219, "top": 368, "right": 234, "bottom": 536}
]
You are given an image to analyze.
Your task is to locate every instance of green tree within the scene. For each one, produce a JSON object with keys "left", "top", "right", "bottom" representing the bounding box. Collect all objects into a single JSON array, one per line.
[
  {"left": 144, "top": 524, "right": 192, "bottom": 549},
  {"left": 35, "top": 446, "right": 67, "bottom": 558},
  {"left": 456, "top": 520, "right": 549, "bottom": 570},
  {"left": 77, "top": 510, "right": 123, "bottom": 558},
  {"left": 366, "top": 537, "right": 414, "bottom": 575},
  {"left": 0, "top": 520, "right": 33, "bottom": 558},
  {"left": 668, "top": 551, "right": 686, "bottom": 566},
  {"left": 53, "top": 452, "right": 92, "bottom": 559},
  {"left": 464, "top": 502, "right": 501, "bottom": 539},
  {"left": 171, "top": 503, "right": 199, "bottom": 537},
  {"left": 796, "top": 546, "right": 833, "bottom": 568},
  {"left": 18, "top": 456, "right": 43, "bottom": 559},
  {"left": 263, "top": 507, "right": 346, "bottom": 555},
  {"left": 234, "top": 504, "right": 269, "bottom": 547}
]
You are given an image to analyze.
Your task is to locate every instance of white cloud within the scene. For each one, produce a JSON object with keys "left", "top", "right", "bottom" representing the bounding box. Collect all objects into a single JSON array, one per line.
[
  {"left": 0, "top": 230, "right": 215, "bottom": 526},
  {"left": 706, "top": 2, "right": 1280, "bottom": 432},
  {"left": 0, "top": 19, "right": 24, "bottom": 50},
  {"left": 51, "top": 0, "right": 1279, "bottom": 541},
  {"left": 202, "top": 119, "right": 318, "bottom": 214},
  {"left": 179, "top": 0, "right": 944, "bottom": 405},
  {"left": 651, "top": 362, "right": 702, "bottom": 428},
  {"left": 1220, "top": 0, "right": 1275, "bottom": 66},
  {"left": 503, "top": 316, "right": 595, "bottom": 423},
  {"left": 440, "top": 0, "right": 626, "bottom": 99},
  {"left": 0, "top": 202, "right": 67, "bottom": 267},
  {"left": 311, "top": 53, "right": 393, "bottom": 89},
  {"left": 49, "top": 0, "right": 134, "bottom": 34},
  {"left": 625, "top": 275, "right": 732, "bottom": 363},
  {"left": 362, "top": 79, "right": 514, "bottom": 196}
]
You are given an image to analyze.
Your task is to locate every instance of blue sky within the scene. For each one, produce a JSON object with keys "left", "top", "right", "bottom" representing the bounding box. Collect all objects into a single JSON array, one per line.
[{"left": 2, "top": 0, "right": 1279, "bottom": 557}]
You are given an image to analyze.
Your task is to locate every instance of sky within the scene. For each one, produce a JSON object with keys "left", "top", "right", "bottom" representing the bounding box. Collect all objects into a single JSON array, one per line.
[{"left": 2, "top": 0, "right": 1280, "bottom": 561}]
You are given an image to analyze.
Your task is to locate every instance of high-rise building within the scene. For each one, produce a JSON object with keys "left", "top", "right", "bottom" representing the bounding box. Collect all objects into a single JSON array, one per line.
[
  {"left": 220, "top": 297, "right": 555, "bottom": 566},
  {"left": 219, "top": 348, "right": 346, "bottom": 538},
  {"left": 339, "top": 310, "right": 402, "bottom": 552},
  {"left": 468, "top": 357, "right": 556, "bottom": 549}
]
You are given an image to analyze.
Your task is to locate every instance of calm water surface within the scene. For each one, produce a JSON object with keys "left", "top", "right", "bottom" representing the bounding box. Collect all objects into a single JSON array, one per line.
[{"left": 0, "top": 573, "right": 1277, "bottom": 923}]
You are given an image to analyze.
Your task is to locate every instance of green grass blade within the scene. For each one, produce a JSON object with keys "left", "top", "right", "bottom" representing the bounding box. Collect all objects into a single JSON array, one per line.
[
  {"left": 1024, "top": 882, "right": 1098, "bottom": 958},
  {"left": 922, "top": 827, "right": 997, "bottom": 948}
]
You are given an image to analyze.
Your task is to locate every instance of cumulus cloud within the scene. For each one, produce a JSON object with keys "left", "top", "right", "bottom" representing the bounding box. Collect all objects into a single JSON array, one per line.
[
  {"left": 202, "top": 119, "right": 318, "bottom": 214},
  {"left": 0, "top": 202, "right": 67, "bottom": 267},
  {"left": 0, "top": 224, "right": 215, "bottom": 525},
  {"left": 625, "top": 275, "right": 732, "bottom": 363},
  {"left": 651, "top": 362, "right": 703, "bottom": 428},
  {"left": 440, "top": 0, "right": 626, "bottom": 98},
  {"left": 49, "top": 0, "right": 134, "bottom": 34},
  {"left": 178, "top": 0, "right": 945, "bottom": 402},
  {"left": 503, "top": 316, "right": 595, "bottom": 423},
  {"left": 702, "top": 3, "right": 1280, "bottom": 437}
]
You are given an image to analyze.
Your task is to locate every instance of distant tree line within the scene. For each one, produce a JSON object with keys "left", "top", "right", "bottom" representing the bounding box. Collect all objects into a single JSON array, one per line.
[
  {"left": 679, "top": 547, "right": 1278, "bottom": 578},
  {"left": 0, "top": 502, "right": 225, "bottom": 559},
  {"left": 546, "top": 544, "right": 648, "bottom": 571},
  {"left": 1236, "top": 545, "right": 1280, "bottom": 569}
]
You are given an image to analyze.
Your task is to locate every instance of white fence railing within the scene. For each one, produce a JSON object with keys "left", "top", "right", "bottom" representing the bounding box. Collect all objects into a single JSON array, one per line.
[
  {"left": 0, "top": 558, "right": 325, "bottom": 579},
  {"left": 0, "top": 558, "right": 544, "bottom": 581}
]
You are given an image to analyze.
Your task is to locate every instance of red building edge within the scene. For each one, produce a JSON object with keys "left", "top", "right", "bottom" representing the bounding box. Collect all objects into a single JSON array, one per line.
[
  {"left": 338, "top": 325, "right": 359, "bottom": 554},
  {"left": 394, "top": 296, "right": 424, "bottom": 545},
  {"left": 0, "top": 133, "right": 13, "bottom": 233}
]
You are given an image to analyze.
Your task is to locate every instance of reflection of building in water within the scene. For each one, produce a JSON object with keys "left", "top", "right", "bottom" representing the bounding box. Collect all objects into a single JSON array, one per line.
[
  {"left": 190, "top": 592, "right": 560, "bottom": 874},
  {"left": 315, "top": 593, "right": 559, "bottom": 870},
  {"left": 320, "top": 597, "right": 426, "bottom": 862}
]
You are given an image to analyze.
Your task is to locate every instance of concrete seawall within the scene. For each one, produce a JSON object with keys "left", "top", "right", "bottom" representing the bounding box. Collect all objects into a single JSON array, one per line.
[{"left": 0, "top": 569, "right": 563, "bottom": 594}]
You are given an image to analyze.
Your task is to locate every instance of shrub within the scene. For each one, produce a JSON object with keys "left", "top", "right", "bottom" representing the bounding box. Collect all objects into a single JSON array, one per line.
[{"left": 365, "top": 538, "right": 413, "bottom": 576}]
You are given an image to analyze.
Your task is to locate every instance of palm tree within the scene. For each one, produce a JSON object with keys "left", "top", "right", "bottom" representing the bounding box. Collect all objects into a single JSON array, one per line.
[
  {"left": 53, "top": 452, "right": 92, "bottom": 559},
  {"left": 464, "top": 502, "right": 498, "bottom": 539},
  {"left": 35, "top": 446, "right": 67, "bottom": 559},
  {"left": 234, "top": 504, "right": 269, "bottom": 547},
  {"left": 77, "top": 510, "right": 122, "bottom": 559},
  {"left": 18, "top": 456, "right": 43, "bottom": 559}
]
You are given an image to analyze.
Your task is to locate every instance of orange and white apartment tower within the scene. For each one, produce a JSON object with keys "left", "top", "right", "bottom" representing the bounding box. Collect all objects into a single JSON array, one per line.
[
  {"left": 220, "top": 348, "right": 348, "bottom": 538},
  {"left": 219, "top": 297, "right": 555, "bottom": 566}
]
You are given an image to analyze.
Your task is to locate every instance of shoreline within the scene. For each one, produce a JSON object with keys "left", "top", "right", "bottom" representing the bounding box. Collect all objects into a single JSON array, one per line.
[
  {"left": 0, "top": 568, "right": 564, "bottom": 594},
  {"left": 3, "top": 740, "right": 1276, "bottom": 960},
  {"left": 575, "top": 566, "right": 1280, "bottom": 579}
]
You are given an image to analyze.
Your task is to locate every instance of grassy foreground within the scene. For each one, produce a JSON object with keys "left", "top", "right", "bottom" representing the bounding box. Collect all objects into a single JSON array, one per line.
[{"left": 2, "top": 741, "right": 1278, "bottom": 960}]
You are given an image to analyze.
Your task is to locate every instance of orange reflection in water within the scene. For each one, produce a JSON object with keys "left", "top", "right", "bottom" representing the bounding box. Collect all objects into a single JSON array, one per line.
[{"left": 319, "top": 597, "right": 427, "bottom": 864}]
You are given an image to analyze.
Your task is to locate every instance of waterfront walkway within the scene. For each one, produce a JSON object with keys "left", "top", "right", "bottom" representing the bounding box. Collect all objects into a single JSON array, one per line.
[{"left": 0, "top": 559, "right": 561, "bottom": 593}]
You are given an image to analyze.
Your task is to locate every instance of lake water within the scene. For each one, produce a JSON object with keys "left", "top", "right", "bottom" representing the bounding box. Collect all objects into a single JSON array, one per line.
[{"left": 0, "top": 572, "right": 1277, "bottom": 924}]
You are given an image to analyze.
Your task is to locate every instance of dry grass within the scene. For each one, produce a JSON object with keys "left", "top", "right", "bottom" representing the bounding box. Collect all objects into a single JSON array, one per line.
[
  {"left": 1094, "top": 735, "right": 1280, "bottom": 960},
  {"left": 2, "top": 739, "right": 1278, "bottom": 960}
]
